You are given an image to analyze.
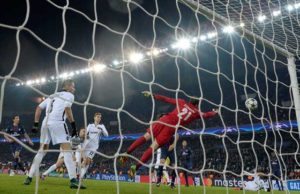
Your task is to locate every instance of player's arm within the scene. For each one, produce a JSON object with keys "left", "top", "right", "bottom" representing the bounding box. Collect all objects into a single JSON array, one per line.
[
  {"left": 142, "top": 91, "right": 182, "bottom": 105},
  {"left": 32, "top": 98, "right": 49, "bottom": 133},
  {"left": 24, "top": 132, "right": 34, "bottom": 146},
  {"left": 168, "top": 133, "right": 179, "bottom": 151},
  {"left": 3, "top": 129, "right": 13, "bottom": 143},
  {"left": 201, "top": 108, "right": 219, "bottom": 119},
  {"left": 101, "top": 125, "right": 109, "bottom": 137},
  {"left": 65, "top": 107, "right": 77, "bottom": 137}
]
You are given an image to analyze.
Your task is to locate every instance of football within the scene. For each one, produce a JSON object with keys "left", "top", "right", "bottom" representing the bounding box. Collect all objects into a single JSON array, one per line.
[{"left": 245, "top": 98, "right": 258, "bottom": 110}]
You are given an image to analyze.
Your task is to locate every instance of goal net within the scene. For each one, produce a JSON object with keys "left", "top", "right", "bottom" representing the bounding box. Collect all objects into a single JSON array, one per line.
[{"left": 0, "top": 0, "right": 300, "bottom": 193}]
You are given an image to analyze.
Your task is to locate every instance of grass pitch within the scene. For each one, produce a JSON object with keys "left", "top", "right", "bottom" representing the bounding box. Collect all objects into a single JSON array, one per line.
[{"left": 0, "top": 174, "right": 294, "bottom": 194}]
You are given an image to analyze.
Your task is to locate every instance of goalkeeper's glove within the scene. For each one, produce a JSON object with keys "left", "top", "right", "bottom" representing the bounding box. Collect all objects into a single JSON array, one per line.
[
  {"left": 71, "top": 136, "right": 81, "bottom": 147},
  {"left": 142, "top": 91, "right": 151, "bottom": 97},
  {"left": 70, "top": 121, "right": 78, "bottom": 137},
  {"left": 32, "top": 122, "right": 39, "bottom": 133}
]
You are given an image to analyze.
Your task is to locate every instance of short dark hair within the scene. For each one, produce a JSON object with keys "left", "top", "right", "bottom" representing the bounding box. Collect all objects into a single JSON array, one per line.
[
  {"left": 62, "top": 79, "right": 74, "bottom": 89},
  {"left": 12, "top": 115, "right": 19, "bottom": 120},
  {"left": 94, "top": 112, "right": 102, "bottom": 117}
]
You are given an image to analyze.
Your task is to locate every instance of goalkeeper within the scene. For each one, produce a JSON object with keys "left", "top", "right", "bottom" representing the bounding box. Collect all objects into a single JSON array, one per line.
[{"left": 120, "top": 91, "right": 218, "bottom": 177}]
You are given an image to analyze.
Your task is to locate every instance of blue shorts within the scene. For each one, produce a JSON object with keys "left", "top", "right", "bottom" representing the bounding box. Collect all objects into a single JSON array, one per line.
[
  {"left": 10, "top": 143, "right": 23, "bottom": 155},
  {"left": 161, "top": 145, "right": 175, "bottom": 165}
]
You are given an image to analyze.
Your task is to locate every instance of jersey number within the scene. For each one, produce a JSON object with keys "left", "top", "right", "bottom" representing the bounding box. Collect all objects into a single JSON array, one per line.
[
  {"left": 178, "top": 108, "right": 192, "bottom": 121},
  {"left": 49, "top": 100, "right": 55, "bottom": 113}
]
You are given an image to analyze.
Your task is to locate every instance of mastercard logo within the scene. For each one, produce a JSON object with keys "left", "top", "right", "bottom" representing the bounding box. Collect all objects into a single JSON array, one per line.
[{"left": 203, "top": 178, "right": 213, "bottom": 186}]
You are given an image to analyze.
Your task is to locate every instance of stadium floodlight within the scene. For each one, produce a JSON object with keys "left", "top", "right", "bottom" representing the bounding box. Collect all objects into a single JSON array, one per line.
[
  {"left": 147, "top": 48, "right": 161, "bottom": 56},
  {"left": 171, "top": 38, "right": 191, "bottom": 50},
  {"left": 50, "top": 76, "right": 55, "bottom": 80},
  {"left": 257, "top": 14, "right": 267, "bottom": 22},
  {"left": 240, "top": 22, "right": 245, "bottom": 27},
  {"left": 93, "top": 63, "right": 107, "bottom": 72},
  {"left": 75, "top": 70, "right": 80, "bottom": 75},
  {"left": 113, "top": 60, "right": 119, "bottom": 66},
  {"left": 192, "top": 37, "right": 198, "bottom": 43},
  {"left": 286, "top": 4, "right": 294, "bottom": 12},
  {"left": 295, "top": 3, "right": 300, "bottom": 9},
  {"left": 41, "top": 77, "right": 46, "bottom": 83},
  {"left": 207, "top": 32, "right": 217, "bottom": 39},
  {"left": 26, "top": 80, "right": 33, "bottom": 85},
  {"left": 129, "top": 52, "right": 144, "bottom": 64},
  {"left": 68, "top": 72, "right": 75, "bottom": 77},
  {"left": 222, "top": 25, "right": 235, "bottom": 34},
  {"left": 199, "top": 35, "right": 207, "bottom": 41},
  {"left": 16, "top": 83, "right": 21, "bottom": 86},
  {"left": 272, "top": 10, "right": 281, "bottom": 17},
  {"left": 60, "top": 72, "right": 68, "bottom": 79}
]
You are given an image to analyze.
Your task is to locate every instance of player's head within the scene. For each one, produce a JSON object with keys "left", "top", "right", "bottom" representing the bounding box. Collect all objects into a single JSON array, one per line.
[
  {"left": 79, "top": 128, "right": 86, "bottom": 139},
  {"left": 190, "top": 98, "right": 200, "bottom": 106},
  {"left": 12, "top": 115, "right": 20, "bottom": 125},
  {"left": 94, "top": 112, "right": 102, "bottom": 124},
  {"left": 182, "top": 140, "right": 187, "bottom": 147},
  {"left": 62, "top": 79, "right": 75, "bottom": 94}
]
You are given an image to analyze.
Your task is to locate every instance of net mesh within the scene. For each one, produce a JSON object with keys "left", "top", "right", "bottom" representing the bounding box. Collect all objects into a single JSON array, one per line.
[{"left": 0, "top": 0, "right": 300, "bottom": 193}]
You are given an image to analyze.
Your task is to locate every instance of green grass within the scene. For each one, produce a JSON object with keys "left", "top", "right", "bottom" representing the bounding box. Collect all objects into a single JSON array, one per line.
[{"left": 0, "top": 174, "right": 294, "bottom": 194}]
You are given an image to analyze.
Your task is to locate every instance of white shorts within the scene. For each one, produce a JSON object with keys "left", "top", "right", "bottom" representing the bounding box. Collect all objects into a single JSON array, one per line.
[
  {"left": 244, "top": 181, "right": 259, "bottom": 191},
  {"left": 81, "top": 146, "right": 96, "bottom": 159},
  {"left": 40, "top": 122, "right": 70, "bottom": 145},
  {"left": 75, "top": 145, "right": 82, "bottom": 163}
]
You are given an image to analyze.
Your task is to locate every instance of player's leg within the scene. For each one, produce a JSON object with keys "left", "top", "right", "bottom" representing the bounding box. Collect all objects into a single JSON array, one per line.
[
  {"left": 60, "top": 142, "right": 85, "bottom": 189},
  {"left": 168, "top": 151, "right": 176, "bottom": 188},
  {"left": 156, "top": 158, "right": 166, "bottom": 186},
  {"left": 80, "top": 150, "right": 95, "bottom": 179},
  {"left": 119, "top": 131, "right": 152, "bottom": 166},
  {"left": 126, "top": 132, "right": 152, "bottom": 154},
  {"left": 42, "top": 154, "right": 64, "bottom": 178},
  {"left": 24, "top": 143, "right": 48, "bottom": 185},
  {"left": 24, "top": 123, "right": 51, "bottom": 184},
  {"left": 15, "top": 146, "right": 26, "bottom": 172},
  {"left": 156, "top": 147, "right": 168, "bottom": 186}
]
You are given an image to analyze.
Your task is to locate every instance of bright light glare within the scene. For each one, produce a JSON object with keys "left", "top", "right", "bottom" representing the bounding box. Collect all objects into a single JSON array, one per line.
[
  {"left": 93, "top": 64, "right": 107, "bottom": 72},
  {"left": 199, "top": 35, "right": 207, "bottom": 41},
  {"left": 172, "top": 38, "right": 191, "bottom": 50},
  {"left": 41, "top": 77, "right": 46, "bottom": 83},
  {"left": 295, "top": 3, "right": 300, "bottom": 9},
  {"left": 272, "top": 10, "right": 281, "bottom": 17},
  {"left": 257, "top": 14, "right": 267, "bottom": 22},
  {"left": 26, "top": 80, "right": 33, "bottom": 85},
  {"left": 129, "top": 52, "right": 144, "bottom": 64},
  {"left": 287, "top": 5, "right": 294, "bottom": 11},
  {"left": 240, "top": 22, "right": 245, "bottom": 27},
  {"left": 207, "top": 32, "right": 217, "bottom": 39},
  {"left": 223, "top": 25, "right": 235, "bottom": 33},
  {"left": 113, "top": 60, "right": 119, "bottom": 65}
]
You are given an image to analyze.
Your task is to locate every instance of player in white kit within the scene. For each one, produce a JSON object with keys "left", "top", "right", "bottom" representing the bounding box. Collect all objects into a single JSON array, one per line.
[
  {"left": 79, "top": 112, "right": 108, "bottom": 179},
  {"left": 242, "top": 172, "right": 270, "bottom": 192},
  {"left": 41, "top": 128, "right": 86, "bottom": 179},
  {"left": 24, "top": 79, "right": 85, "bottom": 189}
]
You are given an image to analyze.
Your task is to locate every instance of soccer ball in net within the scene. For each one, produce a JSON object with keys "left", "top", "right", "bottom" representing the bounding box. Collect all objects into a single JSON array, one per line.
[{"left": 245, "top": 98, "right": 258, "bottom": 110}]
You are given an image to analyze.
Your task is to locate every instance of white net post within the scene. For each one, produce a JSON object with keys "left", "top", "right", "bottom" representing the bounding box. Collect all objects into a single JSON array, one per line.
[{"left": 287, "top": 56, "right": 300, "bottom": 135}]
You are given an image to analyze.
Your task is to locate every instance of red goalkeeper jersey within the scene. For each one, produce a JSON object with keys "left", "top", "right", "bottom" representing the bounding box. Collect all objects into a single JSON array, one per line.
[{"left": 154, "top": 94, "right": 217, "bottom": 127}]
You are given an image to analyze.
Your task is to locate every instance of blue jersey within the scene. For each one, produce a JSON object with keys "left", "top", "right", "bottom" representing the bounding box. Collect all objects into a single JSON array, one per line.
[
  {"left": 5, "top": 125, "right": 26, "bottom": 140},
  {"left": 180, "top": 147, "right": 192, "bottom": 163}
]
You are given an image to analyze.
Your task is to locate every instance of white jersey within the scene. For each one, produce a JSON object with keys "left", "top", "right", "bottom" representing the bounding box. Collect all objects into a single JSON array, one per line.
[
  {"left": 83, "top": 123, "right": 108, "bottom": 150},
  {"left": 39, "top": 91, "right": 74, "bottom": 124},
  {"left": 243, "top": 175, "right": 270, "bottom": 191}
]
